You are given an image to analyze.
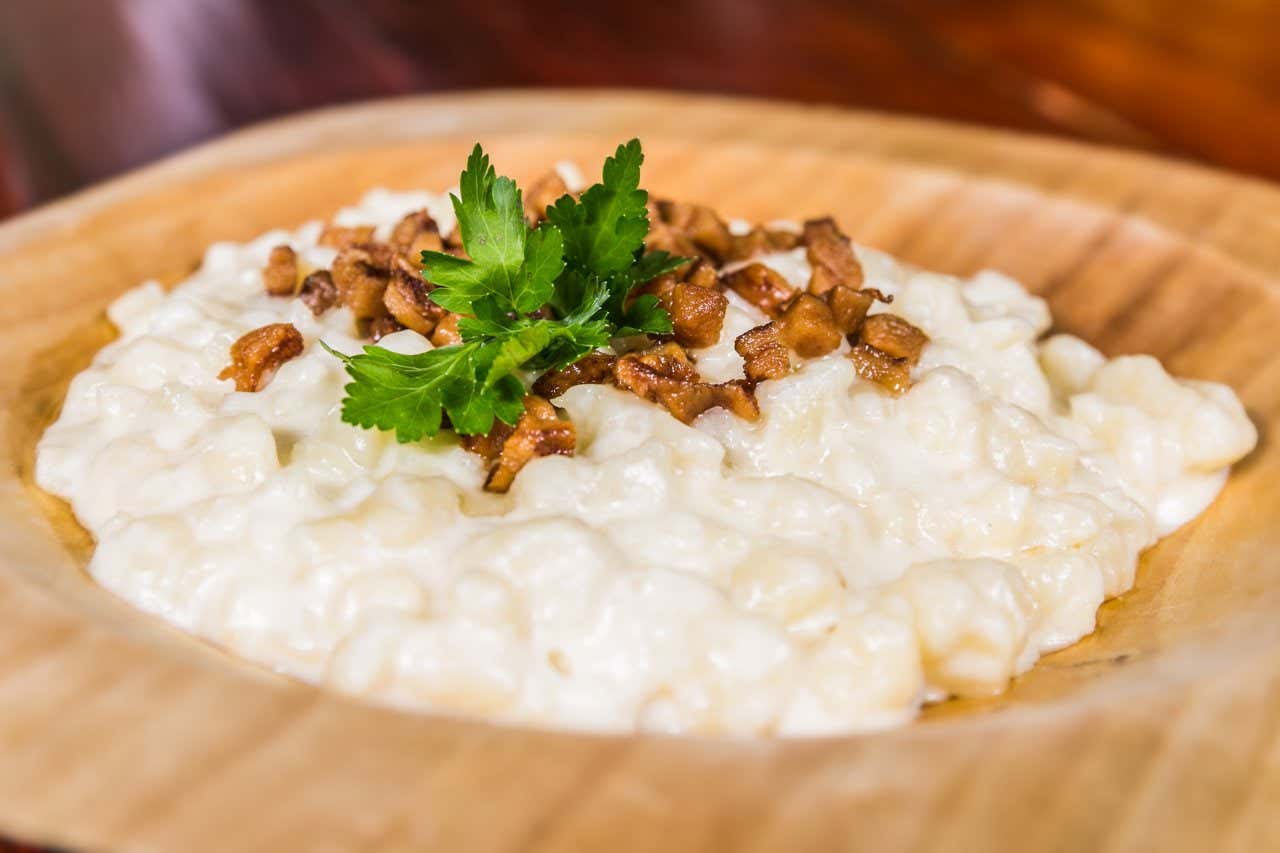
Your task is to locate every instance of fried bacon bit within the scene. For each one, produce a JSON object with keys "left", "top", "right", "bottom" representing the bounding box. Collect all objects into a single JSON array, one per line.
[
  {"left": 664, "top": 379, "right": 759, "bottom": 423},
  {"left": 722, "top": 262, "right": 797, "bottom": 318},
  {"left": 368, "top": 315, "right": 404, "bottom": 342},
  {"left": 463, "top": 395, "right": 576, "bottom": 493},
  {"left": 332, "top": 246, "right": 391, "bottom": 322},
  {"left": 655, "top": 200, "right": 734, "bottom": 262},
  {"left": 775, "top": 293, "right": 843, "bottom": 358},
  {"left": 389, "top": 210, "right": 444, "bottom": 258},
  {"left": 848, "top": 342, "right": 911, "bottom": 395},
  {"left": 735, "top": 293, "right": 842, "bottom": 382},
  {"left": 735, "top": 323, "right": 791, "bottom": 382},
  {"left": 859, "top": 313, "right": 928, "bottom": 364},
  {"left": 218, "top": 323, "right": 304, "bottom": 392},
  {"left": 826, "top": 284, "right": 891, "bottom": 335},
  {"left": 645, "top": 210, "right": 698, "bottom": 258},
  {"left": 299, "top": 270, "right": 339, "bottom": 317},
  {"left": 613, "top": 342, "right": 759, "bottom": 423},
  {"left": 384, "top": 270, "right": 446, "bottom": 336},
  {"left": 524, "top": 170, "right": 569, "bottom": 223},
  {"left": 726, "top": 225, "right": 802, "bottom": 262},
  {"left": 318, "top": 225, "right": 376, "bottom": 250},
  {"left": 429, "top": 312, "right": 463, "bottom": 347},
  {"left": 803, "top": 217, "right": 864, "bottom": 295},
  {"left": 262, "top": 245, "right": 299, "bottom": 296},
  {"left": 643, "top": 279, "right": 728, "bottom": 349},
  {"left": 684, "top": 259, "right": 719, "bottom": 289},
  {"left": 531, "top": 352, "right": 617, "bottom": 398}
]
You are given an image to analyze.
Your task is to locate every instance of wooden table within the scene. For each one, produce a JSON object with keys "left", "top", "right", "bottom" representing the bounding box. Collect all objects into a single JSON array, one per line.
[{"left": 0, "top": 0, "right": 1277, "bottom": 220}]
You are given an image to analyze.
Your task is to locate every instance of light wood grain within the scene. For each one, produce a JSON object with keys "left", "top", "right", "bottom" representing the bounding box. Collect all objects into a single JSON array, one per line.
[{"left": 0, "top": 91, "right": 1278, "bottom": 853}]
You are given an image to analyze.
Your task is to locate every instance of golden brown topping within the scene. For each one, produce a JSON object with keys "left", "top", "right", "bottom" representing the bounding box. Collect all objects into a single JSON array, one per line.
[
  {"left": 613, "top": 342, "right": 759, "bottom": 424},
  {"left": 389, "top": 210, "right": 444, "bottom": 258},
  {"left": 368, "top": 315, "right": 404, "bottom": 342},
  {"left": 722, "top": 262, "right": 797, "bottom": 317},
  {"left": 656, "top": 200, "right": 734, "bottom": 262},
  {"left": 825, "top": 285, "right": 890, "bottom": 335},
  {"left": 684, "top": 258, "right": 720, "bottom": 289},
  {"left": 726, "top": 225, "right": 802, "bottom": 262},
  {"left": 645, "top": 216, "right": 698, "bottom": 258},
  {"left": 803, "top": 217, "right": 864, "bottom": 295},
  {"left": 665, "top": 282, "right": 729, "bottom": 349},
  {"left": 384, "top": 270, "right": 446, "bottom": 336},
  {"left": 656, "top": 380, "right": 759, "bottom": 424},
  {"left": 735, "top": 323, "right": 792, "bottom": 382},
  {"left": 531, "top": 352, "right": 617, "bottom": 398},
  {"left": 299, "top": 270, "right": 339, "bottom": 317},
  {"left": 318, "top": 225, "right": 376, "bottom": 250},
  {"left": 262, "top": 245, "right": 299, "bottom": 296},
  {"left": 523, "top": 170, "right": 569, "bottom": 223},
  {"left": 859, "top": 313, "right": 928, "bottom": 364},
  {"left": 429, "top": 312, "right": 463, "bottom": 347},
  {"left": 775, "top": 293, "right": 843, "bottom": 358},
  {"left": 332, "top": 246, "right": 391, "bottom": 322},
  {"left": 614, "top": 341, "right": 699, "bottom": 385},
  {"left": 848, "top": 342, "right": 911, "bottom": 395},
  {"left": 218, "top": 323, "right": 304, "bottom": 392},
  {"left": 463, "top": 396, "right": 575, "bottom": 493}
]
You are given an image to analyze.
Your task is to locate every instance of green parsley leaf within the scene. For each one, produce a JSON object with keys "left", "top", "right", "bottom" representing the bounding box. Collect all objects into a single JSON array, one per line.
[
  {"left": 422, "top": 144, "right": 530, "bottom": 315},
  {"left": 547, "top": 139, "right": 649, "bottom": 277},
  {"left": 322, "top": 341, "right": 493, "bottom": 441},
  {"left": 327, "top": 138, "right": 688, "bottom": 440}
]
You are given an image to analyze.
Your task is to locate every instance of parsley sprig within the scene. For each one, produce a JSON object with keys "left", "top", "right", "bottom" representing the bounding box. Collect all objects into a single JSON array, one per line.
[{"left": 325, "top": 139, "right": 685, "bottom": 442}]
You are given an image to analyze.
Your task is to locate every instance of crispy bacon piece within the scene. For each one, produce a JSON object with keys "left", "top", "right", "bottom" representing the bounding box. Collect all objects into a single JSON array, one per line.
[
  {"left": 859, "top": 313, "right": 928, "bottom": 364},
  {"left": 318, "top": 225, "right": 376, "bottom": 250},
  {"left": 524, "top": 170, "right": 569, "bottom": 223},
  {"left": 332, "top": 246, "right": 391, "bottom": 322},
  {"left": 429, "top": 312, "right": 463, "bottom": 347},
  {"left": 615, "top": 341, "right": 699, "bottom": 384},
  {"left": 663, "top": 379, "right": 759, "bottom": 423},
  {"left": 218, "top": 323, "right": 304, "bottom": 392},
  {"left": 389, "top": 210, "right": 445, "bottom": 259},
  {"left": 646, "top": 218, "right": 698, "bottom": 258},
  {"left": 299, "top": 270, "right": 339, "bottom": 317},
  {"left": 776, "top": 293, "right": 843, "bottom": 358},
  {"left": 462, "top": 396, "right": 576, "bottom": 493},
  {"left": 613, "top": 342, "right": 759, "bottom": 423},
  {"left": 262, "top": 245, "right": 299, "bottom": 296},
  {"left": 684, "top": 259, "right": 719, "bottom": 289},
  {"left": 803, "top": 217, "right": 864, "bottom": 295},
  {"left": 735, "top": 293, "right": 843, "bottom": 382},
  {"left": 655, "top": 200, "right": 734, "bottom": 262},
  {"left": 368, "top": 315, "right": 404, "bottom": 342},
  {"left": 531, "top": 352, "right": 617, "bottom": 398},
  {"left": 848, "top": 342, "right": 911, "bottom": 395},
  {"left": 735, "top": 323, "right": 791, "bottom": 382},
  {"left": 384, "top": 270, "right": 446, "bottom": 336},
  {"left": 722, "top": 262, "right": 797, "bottom": 318},
  {"left": 726, "top": 225, "right": 801, "bottom": 262},
  {"left": 669, "top": 281, "right": 728, "bottom": 348},
  {"left": 826, "top": 285, "right": 891, "bottom": 335}
]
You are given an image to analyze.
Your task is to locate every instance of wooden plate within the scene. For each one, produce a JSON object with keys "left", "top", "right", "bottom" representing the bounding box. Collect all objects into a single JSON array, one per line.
[{"left": 0, "top": 91, "right": 1277, "bottom": 852}]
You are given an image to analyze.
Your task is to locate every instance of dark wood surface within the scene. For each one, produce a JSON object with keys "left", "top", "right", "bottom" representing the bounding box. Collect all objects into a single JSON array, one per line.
[{"left": 1, "top": 0, "right": 1277, "bottom": 221}]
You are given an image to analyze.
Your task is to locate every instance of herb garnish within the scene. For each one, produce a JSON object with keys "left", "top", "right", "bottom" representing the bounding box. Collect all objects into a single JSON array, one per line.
[{"left": 325, "top": 139, "right": 685, "bottom": 442}]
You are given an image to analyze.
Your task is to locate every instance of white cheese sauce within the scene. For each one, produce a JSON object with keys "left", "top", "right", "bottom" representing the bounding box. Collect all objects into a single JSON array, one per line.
[{"left": 35, "top": 189, "right": 1257, "bottom": 735}]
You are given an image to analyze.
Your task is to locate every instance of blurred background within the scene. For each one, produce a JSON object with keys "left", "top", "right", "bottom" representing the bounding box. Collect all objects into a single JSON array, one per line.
[{"left": 1, "top": 0, "right": 1278, "bottom": 223}]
